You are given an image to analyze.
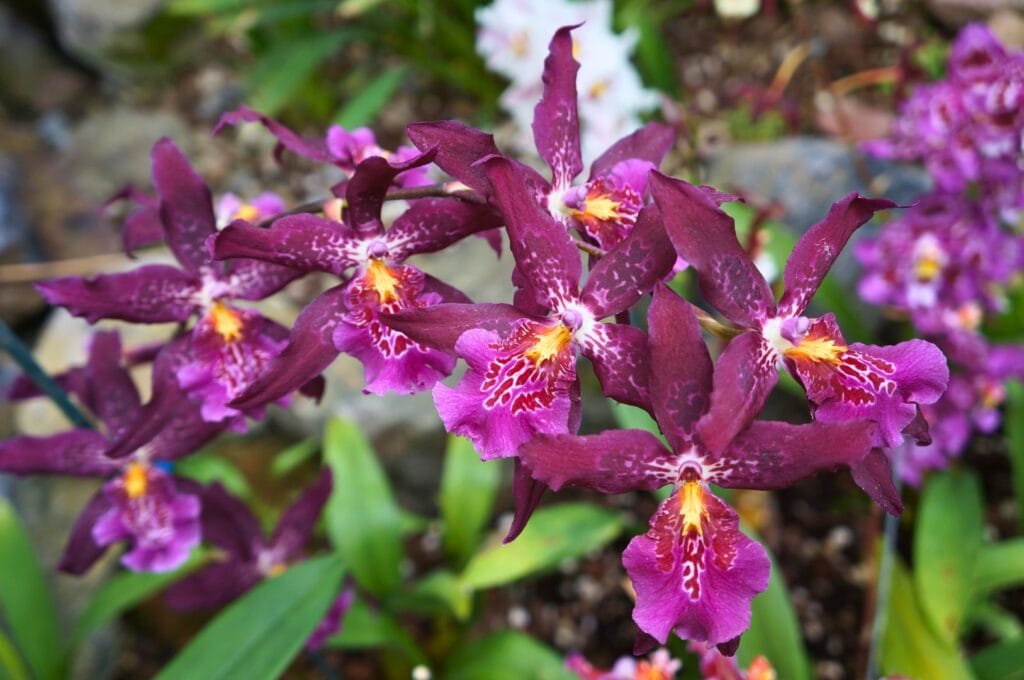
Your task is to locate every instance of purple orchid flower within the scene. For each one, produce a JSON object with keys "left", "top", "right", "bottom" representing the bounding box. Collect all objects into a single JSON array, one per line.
[
  {"left": 519, "top": 285, "right": 883, "bottom": 653},
  {"left": 209, "top": 149, "right": 502, "bottom": 404},
  {"left": 0, "top": 332, "right": 226, "bottom": 574},
  {"left": 214, "top": 104, "right": 432, "bottom": 190},
  {"left": 405, "top": 25, "right": 675, "bottom": 252},
  {"left": 35, "top": 138, "right": 317, "bottom": 423},
  {"left": 649, "top": 173, "right": 948, "bottom": 486},
  {"left": 164, "top": 473, "right": 353, "bottom": 650},
  {"left": 214, "top": 191, "right": 286, "bottom": 229}
]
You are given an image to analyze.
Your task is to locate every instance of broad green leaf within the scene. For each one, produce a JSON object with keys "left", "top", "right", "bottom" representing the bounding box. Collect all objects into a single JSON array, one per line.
[
  {"left": 0, "top": 498, "right": 63, "bottom": 680},
  {"left": 439, "top": 435, "right": 500, "bottom": 566},
  {"left": 328, "top": 597, "right": 427, "bottom": 665},
  {"left": 1007, "top": 381, "right": 1024, "bottom": 533},
  {"left": 246, "top": 32, "right": 352, "bottom": 116},
  {"left": 460, "top": 503, "right": 621, "bottom": 591},
  {"left": 72, "top": 551, "right": 207, "bottom": 647},
  {"left": 156, "top": 554, "right": 345, "bottom": 680},
  {"left": 915, "top": 469, "right": 984, "bottom": 643},
  {"left": 175, "top": 450, "right": 251, "bottom": 499},
  {"left": 736, "top": 546, "right": 812, "bottom": 680},
  {"left": 333, "top": 66, "right": 409, "bottom": 129},
  {"left": 880, "top": 557, "right": 972, "bottom": 680},
  {"left": 0, "top": 629, "right": 29, "bottom": 680},
  {"left": 972, "top": 639, "right": 1024, "bottom": 680},
  {"left": 270, "top": 438, "right": 319, "bottom": 478},
  {"left": 408, "top": 570, "right": 473, "bottom": 621},
  {"left": 323, "top": 417, "right": 403, "bottom": 594},
  {"left": 168, "top": 0, "right": 254, "bottom": 14},
  {"left": 618, "top": 4, "right": 677, "bottom": 94},
  {"left": 973, "top": 539, "right": 1024, "bottom": 596},
  {"left": 443, "top": 631, "right": 574, "bottom": 680},
  {"left": 966, "top": 601, "right": 1024, "bottom": 643}
]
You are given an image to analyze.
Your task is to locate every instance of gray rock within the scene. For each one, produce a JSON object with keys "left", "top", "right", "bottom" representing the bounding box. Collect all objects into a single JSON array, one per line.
[{"left": 48, "top": 0, "right": 166, "bottom": 63}]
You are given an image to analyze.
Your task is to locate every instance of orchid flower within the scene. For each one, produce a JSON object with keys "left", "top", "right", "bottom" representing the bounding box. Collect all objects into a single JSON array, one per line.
[
  {"left": 210, "top": 149, "right": 502, "bottom": 403},
  {"left": 518, "top": 285, "right": 884, "bottom": 652},
  {"left": 688, "top": 641, "right": 776, "bottom": 680},
  {"left": 0, "top": 332, "right": 226, "bottom": 574},
  {"left": 408, "top": 25, "right": 674, "bottom": 252},
  {"left": 566, "top": 647, "right": 681, "bottom": 680},
  {"left": 649, "top": 173, "right": 948, "bottom": 507},
  {"left": 36, "top": 138, "right": 316, "bottom": 424}
]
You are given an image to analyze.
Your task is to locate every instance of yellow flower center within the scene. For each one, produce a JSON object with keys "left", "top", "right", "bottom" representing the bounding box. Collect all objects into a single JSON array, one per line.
[
  {"left": 511, "top": 30, "right": 529, "bottom": 57},
  {"left": 574, "top": 193, "right": 621, "bottom": 222},
  {"left": 784, "top": 336, "right": 847, "bottom": 366},
  {"left": 524, "top": 324, "right": 572, "bottom": 366},
  {"left": 123, "top": 462, "right": 149, "bottom": 499},
  {"left": 747, "top": 656, "right": 777, "bottom": 680},
  {"left": 587, "top": 79, "right": 610, "bottom": 100},
  {"left": 572, "top": 38, "right": 581, "bottom": 60},
  {"left": 231, "top": 203, "right": 261, "bottom": 223},
  {"left": 209, "top": 301, "right": 244, "bottom": 342},
  {"left": 679, "top": 480, "right": 706, "bottom": 536},
  {"left": 267, "top": 563, "right": 287, "bottom": 578},
  {"left": 636, "top": 661, "right": 672, "bottom": 680},
  {"left": 914, "top": 255, "right": 942, "bottom": 282},
  {"left": 365, "top": 259, "right": 401, "bottom": 304}
]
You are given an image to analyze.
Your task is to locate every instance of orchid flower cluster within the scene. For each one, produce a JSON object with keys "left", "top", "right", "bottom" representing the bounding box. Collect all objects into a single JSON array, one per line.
[
  {"left": 1, "top": 26, "right": 950, "bottom": 657},
  {"left": 858, "top": 24, "right": 1024, "bottom": 484}
]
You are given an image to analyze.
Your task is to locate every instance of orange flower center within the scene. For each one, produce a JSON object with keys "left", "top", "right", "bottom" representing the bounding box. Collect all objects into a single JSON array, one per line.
[
  {"left": 784, "top": 335, "right": 847, "bottom": 366},
  {"left": 679, "top": 480, "right": 706, "bottom": 536},
  {"left": 231, "top": 203, "right": 261, "bottom": 223},
  {"left": 123, "top": 462, "right": 149, "bottom": 499},
  {"left": 748, "top": 656, "right": 777, "bottom": 680},
  {"left": 267, "top": 563, "right": 287, "bottom": 577},
  {"left": 365, "top": 259, "right": 401, "bottom": 304},
  {"left": 524, "top": 324, "right": 572, "bottom": 366},
  {"left": 573, "top": 193, "right": 621, "bottom": 222},
  {"left": 209, "top": 301, "right": 244, "bottom": 342}
]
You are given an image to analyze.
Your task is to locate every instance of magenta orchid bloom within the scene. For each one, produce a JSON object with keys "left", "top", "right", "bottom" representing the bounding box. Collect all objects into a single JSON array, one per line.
[
  {"left": 0, "top": 332, "right": 226, "bottom": 574},
  {"left": 35, "top": 138, "right": 315, "bottom": 423},
  {"left": 649, "top": 173, "right": 948, "bottom": 493},
  {"left": 406, "top": 25, "right": 674, "bottom": 252},
  {"left": 519, "top": 285, "right": 883, "bottom": 653},
  {"left": 214, "top": 104, "right": 432, "bottom": 190},
  {"left": 210, "top": 149, "right": 502, "bottom": 403}
]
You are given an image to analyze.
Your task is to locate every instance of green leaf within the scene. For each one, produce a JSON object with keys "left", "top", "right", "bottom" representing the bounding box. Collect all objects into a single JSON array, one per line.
[
  {"left": 246, "top": 31, "right": 352, "bottom": 116},
  {"left": 439, "top": 435, "right": 501, "bottom": 566},
  {"left": 966, "top": 601, "right": 1024, "bottom": 643},
  {"left": 1007, "top": 381, "right": 1024, "bottom": 533},
  {"left": 156, "top": 554, "right": 345, "bottom": 680},
  {"left": 72, "top": 551, "right": 207, "bottom": 648},
  {"left": 736, "top": 546, "right": 812, "bottom": 680},
  {"left": 328, "top": 597, "right": 427, "bottom": 665},
  {"left": 167, "top": 0, "right": 255, "bottom": 15},
  {"left": 609, "top": 400, "right": 662, "bottom": 437},
  {"left": 972, "top": 639, "right": 1024, "bottom": 680},
  {"left": 0, "top": 627, "right": 30, "bottom": 680},
  {"left": 175, "top": 450, "right": 252, "bottom": 499},
  {"left": 460, "top": 503, "right": 621, "bottom": 591},
  {"left": 973, "top": 539, "right": 1024, "bottom": 596},
  {"left": 0, "top": 498, "right": 63, "bottom": 680},
  {"left": 271, "top": 438, "right": 320, "bottom": 478},
  {"left": 323, "top": 417, "right": 403, "bottom": 594},
  {"left": 409, "top": 570, "right": 473, "bottom": 621},
  {"left": 333, "top": 66, "right": 409, "bottom": 129},
  {"left": 915, "top": 469, "right": 984, "bottom": 643},
  {"left": 880, "top": 557, "right": 972, "bottom": 680},
  {"left": 443, "top": 631, "right": 574, "bottom": 680}
]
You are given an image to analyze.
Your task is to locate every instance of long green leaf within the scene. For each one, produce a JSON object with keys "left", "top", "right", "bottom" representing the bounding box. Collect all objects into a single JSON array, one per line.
[
  {"left": 1007, "top": 381, "right": 1024, "bottom": 533},
  {"left": 915, "top": 469, "right": 984, "bottom": 644},
  {"left": 175, "top": 451, "right": 251, "bottom": 500},
  {"left": 0, "top": 498, "right": 63, "bottom": 680},
  {"left": 0, "top": 628, "right": 30, "bottom": 680},
  {"left": 333, "top": 66, "right": 409, "bottom": 129},
  {"left": 246, "top": 32, "right": 352, "bottom": 116},
  {"left": 443, "top": 631, "right": 574, "bottom": 680},
  {"left": 271, "top": 438, "right": 320, "bottom": 478},
  {"left": 156, "top": 554, "right": 345, "bottom": 680},
  {"left": 328, "top": 597, "right": 426, "bottom": 665},
  {"left": 973, "top": 539, "right": 1024, "bottom": 597},
  {"left": 439, "top": 436, "right": 501, "bottom": 566},
  {"left": 323, "top": 418, "right": 403, "bottom": 594},
  {"left": 972, "top": 639, "right": 1024, "bottom": 680},
  {"left": 460, "top": 503, "right": 621, "bottom": 590}
]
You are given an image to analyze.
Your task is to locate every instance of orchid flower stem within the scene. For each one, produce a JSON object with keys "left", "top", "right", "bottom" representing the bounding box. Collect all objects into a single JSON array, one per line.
[
  {"left": 865, "top": 448, "right": 903, "bottom": 680},
  {"left": 570, "top": 236, "right": 607, "bottom": 258},
  {"left": 691, "top": 306, "right": 744, "bottom": 339},
  {"left": 0, "top": 318, "right": 93, "bottom": 429}
]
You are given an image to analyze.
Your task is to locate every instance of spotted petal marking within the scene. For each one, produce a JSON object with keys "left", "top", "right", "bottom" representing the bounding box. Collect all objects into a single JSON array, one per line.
[{"left": 532, "top": 25, "right": 583, "bottom": 190}]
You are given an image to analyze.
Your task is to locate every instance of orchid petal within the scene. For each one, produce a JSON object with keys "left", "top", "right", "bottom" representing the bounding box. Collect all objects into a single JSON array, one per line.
[
  {"left": 851, "top": 448, "right": 904, "bottom": 516},
  {"left": 223, "top": 258, "right": 305, "bottom": 301},
  {"left": 345, "top": 149, "right": 437, "bottom": 235},
  {"left": 165, "top": 561, "right": 260, "bottom": 611},
  {"left": 151, "top": 138, "right": 218, "bottom": 273},
  {"left": 589, "top": 122, "right": 675, "bottom": 180},
  {"left": 122, "top": 205, "right": 164, "bottom": 255},
  {"left": 381, "top": 302, "right": 526, "bottom": 354},
  {"left": 385, "top": 198, "right": 503, "bottom": 261},
  {"left": 214, "top": 105, "right": 334, "bottom": 163},
  {"left": 193, "top": 482, "right": 264, "bottom": 562},
  {"left": 36, "top": 266, "right": 200, "bottom": 324},
  {"left": 270, "top": 470, "right": 333, "bottom": 558},
  {"left": 532, "top": 25, "right": 583, "bottom": 189},
  {"left": 212, "top": 216, "right": 360, "bottom": 276},
  {"left": 406, "top": 121, "right": 502, "bottom": 198},
  {"left": 578, "top": 322, "right": 652, "bottom": 411},
  {"left": 84, "top": 331, "right": 142, "bottom": 437},
  {"left": 504, "top": 459, "right": 548, "bottom": 543},
  {"left": 58, "top": 491, "right": 114, "bottom": 575},
  {"left": 0, "top": 430, "right": 116, "bottom": 477}
]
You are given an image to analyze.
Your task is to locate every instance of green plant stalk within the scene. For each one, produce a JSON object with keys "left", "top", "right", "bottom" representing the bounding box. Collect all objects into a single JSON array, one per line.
[{"left": 0, "top": 629, "right": 29, "bottom": 680}]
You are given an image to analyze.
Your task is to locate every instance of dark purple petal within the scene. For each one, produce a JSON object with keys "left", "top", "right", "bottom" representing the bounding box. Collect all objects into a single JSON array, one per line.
[
  {"left": 84, "top": 331, "right": 142, "bottom": 437},
  {"left": 519, "top": 430, "right": 674, "bottom": 494},
  {"left": 647, "top": 284, "right": 714, "bottom": 449},
  {"left": 151, "top": 138, "right": 217, "bottom": 273},
  {"left": 589, "top": 122, "right": 675, "bottom": 180},
  {"left": 851, "top": 448, "right": 903, "bottom": 516},
  {"left": 223, "top": 258, "right": 305, "bottom": 301},
  {"left": 405, "top": 121, "right": 501, "bottom": 198},
  {"left": 504, "top": 459, "right": 548, "bottom": 543},
  {"left": 345, "top": 149, "right": 437, "bottom": 235},
  {"left": 777, "top": 194, "right": 896, "bottom": 317},
  {"left": 6, "top": 369, "right": 87, "bottom": 405},
  {"left": 649, "top": 172, "right": 776, "bottom": 327},
  {"left": 212, "top": 217, "right": 359, "bottom": 276},
  {"left": 696, "top": 332, "right": 778, "bottom": 455},
  {"left": 0, "top": 430, "right": 116, "bottom": 477},
  {"left": 385, "top": 198, "right": 503, "bottom": 261},
  {"left": 578, "top": 322, "right": 652, "bottom": 411},
  {"left": 165, "top": 561, "right": 261, "bottom": 611},
  {"left": 582, "top": 204, "right": 675, "bottom": 318},
  {"left": 420, "top": 273, "right": 473, "bottom": 305},
  {"left": 381, "top": 302, "right": 526, "bottom": 353},
  {"left": 532, "top": 25, "right": 583, "bottom": 189},
  {"left": 484, "top": 156, "right": 581, "bottom": 308},
  {"left": 214, "top": 105, "right": 334, "bottom": 163},
  {"left": 35, "top": 266, "right": 200, "bottom": 324},
  {"left": 194, "top": 482, "right": 264, "bottom": 561},
  {"left": 122, "top": 206, "right": 164, "bottom": 255},
  {"left": 271, "top": 470, "right": 333, "bottom": 558},
  {"left": 58, "top": 491, "right": 113, "bottom": 575},
  {"left": 716, "top": 420, "right": 876, "bottom": 489},
  {"left": 229, "top": 284, "right": 348, "bottom": 412}
]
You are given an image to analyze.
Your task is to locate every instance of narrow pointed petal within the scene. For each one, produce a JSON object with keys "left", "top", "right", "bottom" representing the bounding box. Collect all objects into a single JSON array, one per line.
[
  {"left": 122, "top": 205, "right": 164, "bottom": 255},
  {"left": 214, "top": 105, "right": 333, "bottom": 163},
  {"left": 717, "top": 420, "right": 876, "bottom": 489},
  {"left": 578, "top": 322, "right": 652, "bottom": 410},
  {"left": 532, "top": 25, "right": 583, "bottom": 189},
  {"left": 646, "top": 284, "right": 714, "bottom": 448},
  {"left": 229, "top": 284, "right": 347, "bottom": 412},
  {"left": 194, "top": 482, "right": 264, "bottom": 562},
  {"left": 484, "top": 156, "right": 581, "bottom": 308},
  {"left": 778, "top": 194, "right": 896, "bottom": 317},
  {"left": 519, "top": 430, "right": 674, "bottom": 494},
  {"left": 271, "top": 470, "right": 333, "bottom": 558},
  {"left": 581, "top": 204, "right": 676, "bottom": 318},
  {"left": 36, "top": 266, "right": 200, "bottom": 323},
  {"left": 165, "top": 561, "right": 261, "bottom": 611},
  {"left": 589, "top": 122, "right": 675, "bottom": 180},
  {"left": 345, "top": 149, "right": 437, "bottom": 235},
  {"left": 212, "top": 216, "right": 360, "bottom": 276},
  {"left": 381, "top": 303, "right": 526, "bottom": 353},
  {"left": 696, "top": 332, "right": 778, "bottom": 455},
  {"left": 649, "top": 172, "right": 775, "bottom": 327},
  {"left": 504, "top": 459, "right": 547, "bottom": 543},
  {"left": 84, "top": 331, "right": 142, "bottom": 437},
  {"left": 151, "top": 138, "right": 217, "bottom": 272},
  {"left": 385, "top": 198, "right": 503, "bottom": 260},
  {"left": 406, "top": 121, "right": 502, "bottom": 198},
  {"left": 58, "top": 491, "right": 114, "bottom": 575},
  {"left": 0, "top": 430, "right": 117, "bottom": 477},
  {"left": 223, "top": 258, "right": 305, "bottom": 301},
  {"left": 420, "top": 273, "right": 473, "bottom": 305},
  {"left": 851, "top": 448, "right": 903, "bottom": 516}
]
